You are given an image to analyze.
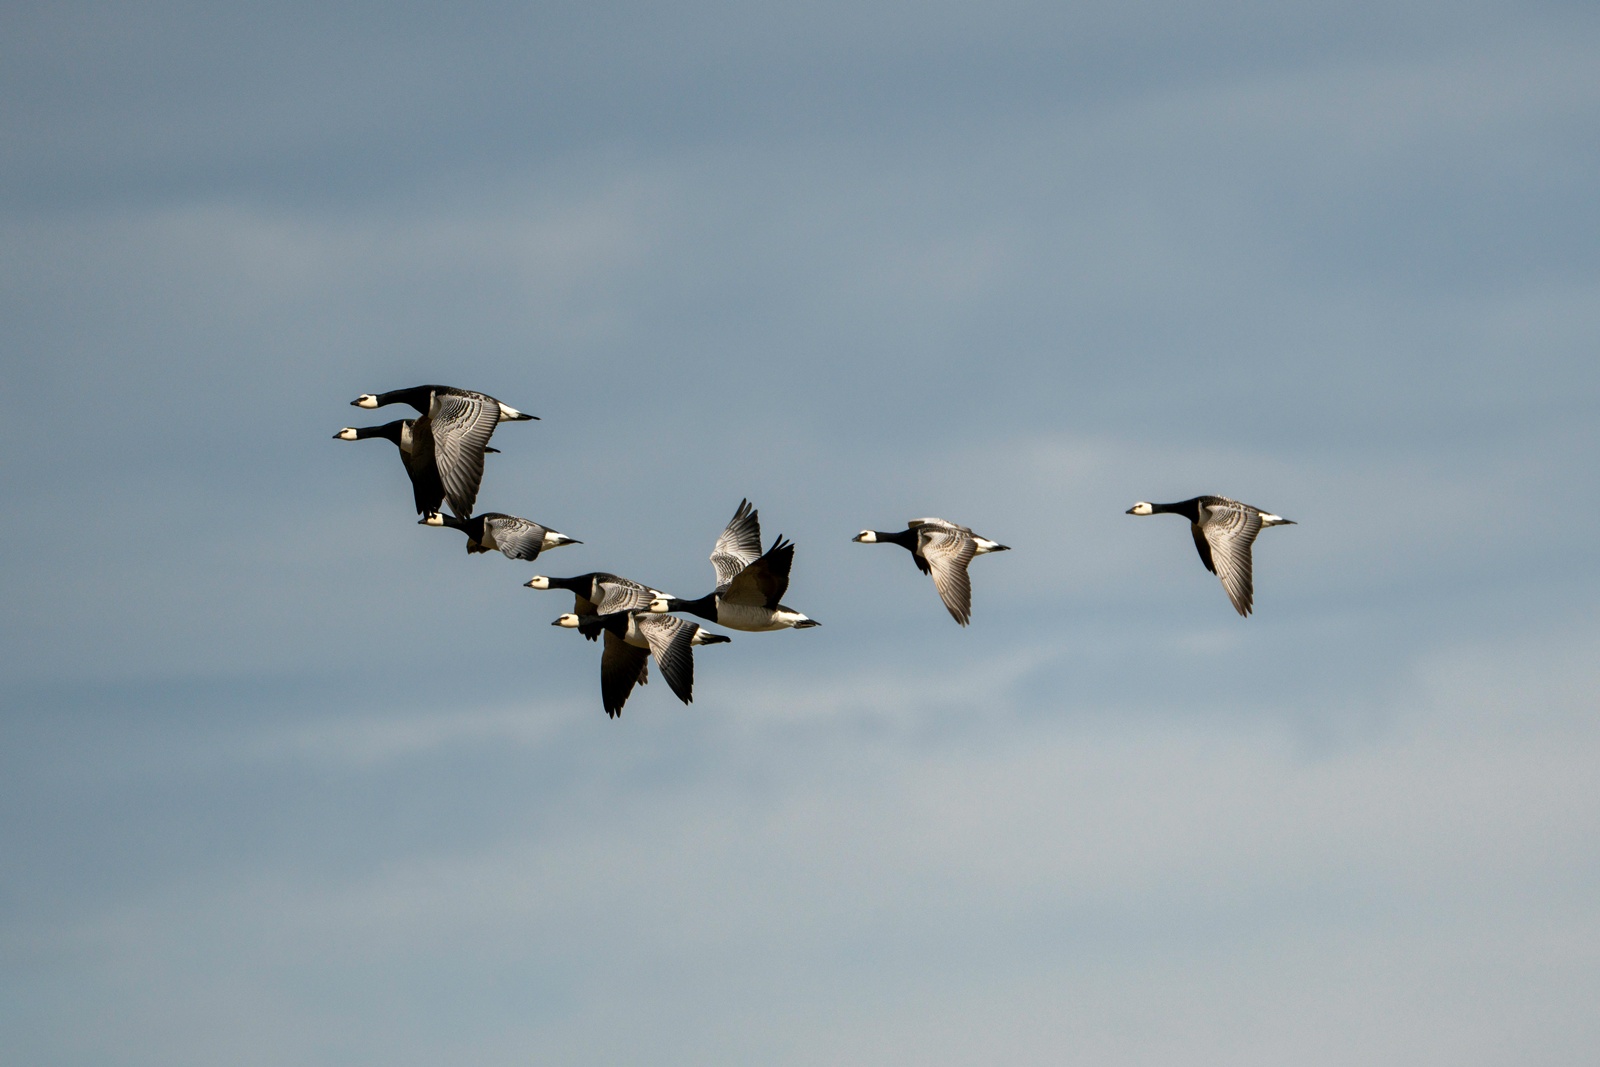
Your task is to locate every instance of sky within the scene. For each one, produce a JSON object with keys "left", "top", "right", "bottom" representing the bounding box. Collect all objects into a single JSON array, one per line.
[{"left": 2, "top": 1, "right": 1598, "bottom": 1063}]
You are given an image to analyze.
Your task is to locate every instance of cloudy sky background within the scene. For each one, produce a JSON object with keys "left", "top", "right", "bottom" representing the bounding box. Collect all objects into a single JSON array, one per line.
[{"left": 3, "top": 2, "right": 1599, "bottom": 1063}]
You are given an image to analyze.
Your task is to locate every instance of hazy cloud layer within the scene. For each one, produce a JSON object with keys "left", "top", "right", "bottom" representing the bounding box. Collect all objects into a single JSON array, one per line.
[{"left": 2, "top": 2, "right": 1597, "bottom": 1064}]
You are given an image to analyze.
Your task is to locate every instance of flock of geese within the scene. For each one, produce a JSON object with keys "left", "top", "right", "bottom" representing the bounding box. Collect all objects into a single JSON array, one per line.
[{"left": 337, "top": 383, "right": 1296, "bottom": 717}]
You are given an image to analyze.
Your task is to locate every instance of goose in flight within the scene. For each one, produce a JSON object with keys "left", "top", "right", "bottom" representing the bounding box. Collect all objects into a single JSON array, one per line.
[
  {"left": 421, "top": 511, "right": 580, "bottom": 561},
  {"left": 648, "top": 499, "right": 819, "bottom": 631},
  {"left": 1126, "top": 496, "right": 1295, "bottom": 616},
  {"left": 553, "top": 611, "right": 731, "bottom": 717},
  {"left": 526, "top": 572, "right": 674, "bottom": 641},
  {"left": 350, "top": 385, "right": 534, "bottom": 517},
  {"left": 852, "top": 519, "right": 1009, "bottom": 625}
]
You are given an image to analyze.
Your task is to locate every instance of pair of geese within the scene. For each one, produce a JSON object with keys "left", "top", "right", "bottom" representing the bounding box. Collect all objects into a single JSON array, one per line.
[{"left": 335, "top": 384, "right": 1296, "bottom": 717}]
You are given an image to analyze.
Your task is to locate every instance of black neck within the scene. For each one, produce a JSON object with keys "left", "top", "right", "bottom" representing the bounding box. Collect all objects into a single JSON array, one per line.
[
  {"left": 353, "top": 420, "right": 406, "bottom": 443},
  {"left": 375, "top": 385, "right": 444, "bottom": 413},
  {"left": 1152, "top": 499, "right": 1203, "bottom": 521},
  {"left": 878, "top": 528, "right": 919, "bottom": 551},
  {"left": 545, "top": 574, "right": 601, "bottom": 595},
  {"left": 669, "top": 593, "right": 719, "bottom": 623}
]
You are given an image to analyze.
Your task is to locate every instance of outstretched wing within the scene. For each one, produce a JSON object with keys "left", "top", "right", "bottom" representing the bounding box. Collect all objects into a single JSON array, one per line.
[
  {"left": 634, "top": 614, "right": 699, "bottom": 705},
  {"left": 1199, "top": 501, "right": 1262, "bottom": 616},
  {"left": 599, "top": 628, "right": 651, "bottom": 717},
  {"left": 710, "top": 499, "right": 763, "bottom": 591},
  {"left": 482, "top": 514, "right": 548, "bottom": 561},
  {"left": 591, "top": 575, "right": 658, "bottom": 615},
  {"left": 429, "top": 391, "right": 501, "bottom": 518},
  {"left": 721, "top": 536, "right": 794, "bottom": 608},
  {"left": 916, "top": 523, "right": 978, "bottom": 625}
]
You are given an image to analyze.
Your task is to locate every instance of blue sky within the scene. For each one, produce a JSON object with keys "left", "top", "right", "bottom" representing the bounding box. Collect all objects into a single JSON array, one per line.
[{"left": 3, "top": 2, "right": 1599, "bottom": 1064}]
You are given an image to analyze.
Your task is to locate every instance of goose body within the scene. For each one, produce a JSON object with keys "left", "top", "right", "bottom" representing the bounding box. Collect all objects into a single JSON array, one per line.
[
  {"left": 349, "top": 385, "right": 534, "bottom": 517},
  {"left": 422, "top": 511, "right": 580, "bottom": 561},
  {"left": 553, "top": 611, "right": 731, "bottom": 717},
  {"left": 648, "top": 499, "right": 819, "bottom": 631},
  {"left": 334, "top": 420, "right": 445, "bottom": 516},
  {"left": 1126, "top": 496, "right": 1295, "bottom": 616},
  {"left": 852, "top": 518, "right": 1009, "bottom": 625},
  {"left": 526, "top": 572, "right": 674, "bottom": 641}
]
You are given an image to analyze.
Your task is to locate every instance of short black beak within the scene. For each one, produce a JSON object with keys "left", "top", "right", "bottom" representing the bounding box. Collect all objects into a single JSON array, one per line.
[
  {"left": 1125, "top": 507, "right": 1137, "bottom": 514},
  {"left": 349, "top": 398, "right": 362, "bottom": 407}
]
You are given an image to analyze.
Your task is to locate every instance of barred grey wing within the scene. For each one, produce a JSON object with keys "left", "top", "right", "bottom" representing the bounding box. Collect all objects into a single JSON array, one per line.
[
  {"left": 1200, "top": 502, "right": 1262, "bottom": 616},
  {"left": 483, "top": 515, "right": 548, "bottom": 561},
  {"left": 917, "top": 523, "right": 978, "bottom": 625},
  {"left": 710, "top": 499, "right": 763, "bottom": 590},
  {"left": 635, "top": 614, "right": 698, "bottom": 705},
  {"left": 429, "top": 391, "right": 500, "bottom": 518},
  {"left": 591, "top": 576, "right": 656, "bottom": 615}
]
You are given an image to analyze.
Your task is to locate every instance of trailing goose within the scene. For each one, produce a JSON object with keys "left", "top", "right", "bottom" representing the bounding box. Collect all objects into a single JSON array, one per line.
[
  {"left": 525, "top": 573, "right": 675, "bottom": 641},
  {"left": 648, "top": 499, "right": 819, "bottom": 631},
  {"left": 350, "top": 385, "right": 535, "bottom": 518},
  {"left": 1125, "top": 496, "right": 1295, "bottom": 616},
  {"left": 421, "top": 511, "right": 580, "bottom": 561},
  {"left": 852, "top": 519, "right": 1010, "bottom": 626},
  {"left": 553, "top": 610, "right": 731, "bottom": 717},
  {"left": 334, "top": 420, "right": 501, "bottom": 516}
]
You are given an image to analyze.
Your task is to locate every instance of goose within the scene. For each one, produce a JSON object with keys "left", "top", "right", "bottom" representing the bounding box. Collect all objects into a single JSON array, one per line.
[
  {"left": 349, "top": 385, "right": 534, "bottom": 518},
  {"left": 1125, "top": 496, "right": 1295, "bottom": 616},
  {"left": 421, "top": 511, "right": 580, "bottom": 561},
  {"left": 648, "top": 499, "right": 819, "bottom": 631},
  {"left": 852, "top": 519, "right": 1009, "bottom": 625},
  {"left": 525, "top": 573, "right": 675, "bottom": 641},
  {"left": 553, "top": 610, "right": 731, "bottom": 717},
  {"left": 333, "top": 420, "right": 500, "bottom": 516}
]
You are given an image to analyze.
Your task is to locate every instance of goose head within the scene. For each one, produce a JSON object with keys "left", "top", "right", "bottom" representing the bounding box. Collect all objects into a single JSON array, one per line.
[
  {"left": 1126, "top": 502, "right": 1155, "bottom": 516},
  {"left": 352, "top": 394, "right": 380, "bottom": 409},
  {"left": 552, "top": 614, "right": 582, "bottom": 629},
  {"left": 525, "top": 576, "right": 552, "bottom": 590},
  {"left": 776, "top": 607, "right": 820, "bottom": 629},
  {"left": 420, "top": 512, "right": 447, "bottom": 526},
  {"left": 333, "top": 427, "right": 360, "bottom": 440},
  {"left": 542, "top": 532, "right": 582, "bottom": 550},
  {"left": 851, "top": 530, "right": 877, "bottom": 543}
]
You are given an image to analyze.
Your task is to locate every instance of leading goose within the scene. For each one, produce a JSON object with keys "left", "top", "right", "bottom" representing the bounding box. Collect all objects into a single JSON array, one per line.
[
  {"left": 1125, "top": 496, "right": 1295, "bottom": 616},
  {"left": 852, "top": 519, "right": 1009, "bottom": 625},
  {"left": 648, "top": 499, "right": 819, "bottom": 631},
  {"left": 553, "top": 610, "right": 731, "bottom": 717},
  {"left": 526, "top": 572, "right": 675, "bottom": 641},
  {"left": 422, "top": 511, "right": 580, "bottom": 561},
  {"left": 350, "top": 385, "right": 534, "bottom": 518}
]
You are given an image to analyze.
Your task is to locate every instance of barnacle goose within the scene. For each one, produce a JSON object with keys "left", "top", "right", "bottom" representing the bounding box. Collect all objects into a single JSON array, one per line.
[
  {"left": 852, "top": 519, "right": 1009, "bottom": 625},
  {"left": 1125, "top": 496, "right": 1295, "bottom": 616},
  {"left": 526, "top": 573, "right": 675, "bottom": 641},
  {"left": 349, "top": 385, "right": 534, "bottom": 518},
  {"left": 648, "top": 499, "right": 819, "bottom": 631},
  {"left": 553, "top": 611, "right": 731, "bottom": 717},
  {"left": 421, "top": 512, "right": 580, "bottom": 561}
]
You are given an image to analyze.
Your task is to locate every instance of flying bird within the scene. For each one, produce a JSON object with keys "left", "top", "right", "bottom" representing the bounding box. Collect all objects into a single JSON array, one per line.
[
  {"left": 1125, "top": 496, "right": 1295, "bottom": 616},
  {"left": 649, "top": 499, "right": 819, "bottom": 631},
  {"left": 526, "top": 572, "right": 675, "bottom": 641},
  {"left": 334, "top": 419, "right": 501, "bottom": 516},
  {"left": 421, "top": 511, "right": 580, "bottom": 561},
  {"left": 350, "top": 385, "right": 535, "bottom": 518},
  {"left": 553, "top": 611, "right": 731, "bottom": 717},
  {"left": 852, "top": 518, "right": 1010, "bottom": 625}
]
